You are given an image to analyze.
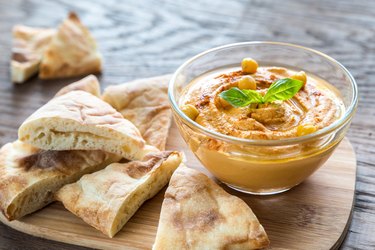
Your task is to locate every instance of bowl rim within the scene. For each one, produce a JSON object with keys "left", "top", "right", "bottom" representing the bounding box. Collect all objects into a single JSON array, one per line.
[{"left": 168, "top": 41, "right": 358, "bottom": 146}]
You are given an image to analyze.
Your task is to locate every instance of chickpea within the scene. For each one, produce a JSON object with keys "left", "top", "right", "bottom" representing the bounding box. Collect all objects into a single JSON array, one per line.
[
  {"left": 180, "top": 104, "right": 199, "bottom": 120},
  {"left": 291, "top": 71, "right": 307, "bottom": 86},
  {"left": 297, "top": 124, "right": 317, "bottom": 136},
  {"left": 219, "top": 96, "right": 231, "bottom": 109},
  {"left": 238, "top": 75, "right": 257, "bottom": 90},
  {"left": 241, "top": 58, "right": 258, "bottom": 74},
  {"left": 195, "top": 114, "right": 204, "bottom": 125}
]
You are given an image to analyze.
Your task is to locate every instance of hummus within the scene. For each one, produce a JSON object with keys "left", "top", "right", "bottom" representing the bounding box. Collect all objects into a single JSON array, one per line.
[
  {"left": 175, "top": 64, "right": 345, "bottom": 193},
  {"left": 180, "top": 66, "right": 344, "bottom": 140}
]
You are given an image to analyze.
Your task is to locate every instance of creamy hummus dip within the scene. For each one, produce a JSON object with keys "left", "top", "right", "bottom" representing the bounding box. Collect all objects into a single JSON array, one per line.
[
  {"left": 180, "top": 66, "right": 344, "bottom": 140},
  {"left": 176, "top": 59, "right": 346, "bottom": 193}
]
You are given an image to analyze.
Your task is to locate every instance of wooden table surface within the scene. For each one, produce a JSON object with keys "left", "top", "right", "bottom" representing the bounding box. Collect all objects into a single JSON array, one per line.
[{"left": 0, "top": 0, "right": 374, "bottom": 249}]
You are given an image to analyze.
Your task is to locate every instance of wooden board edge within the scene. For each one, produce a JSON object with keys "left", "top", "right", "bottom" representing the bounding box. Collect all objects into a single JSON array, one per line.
[
  {"left": 331, "top": 195, "right": 355, "bottom": 250},
  {"left": 331, "top": 138, "right": 357, "bottom": 250}
]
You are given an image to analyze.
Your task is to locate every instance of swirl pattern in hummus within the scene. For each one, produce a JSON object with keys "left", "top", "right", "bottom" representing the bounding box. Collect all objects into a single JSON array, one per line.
[{"left": 181, "top": 67, "right": 344, "bottom": 140}]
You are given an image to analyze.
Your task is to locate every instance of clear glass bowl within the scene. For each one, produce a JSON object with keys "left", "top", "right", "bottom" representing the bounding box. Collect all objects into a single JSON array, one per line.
[{"left": 169, "top": 42, "right": 358, "bottom": 195}]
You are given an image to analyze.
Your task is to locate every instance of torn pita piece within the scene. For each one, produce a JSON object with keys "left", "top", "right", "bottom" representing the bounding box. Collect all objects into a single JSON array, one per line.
[
  {"left": 18, "top": 90, "right": 157, "bottom": 160},
  {"left": 56, "top": 151, "right": 182, "bottom": 237},
  {"left": 0, "top": 78, "right": 121, "bottom": 221},
  {"left": 153, "top": 165, "right": 270, "bottom": 250},
  {"left": 0, "top": 140, "right": 119, "bottom": 221},
  {"left": 103, "top": 75, "right": 172, "bottom": 151},
  {"left": 11, "top": 25, "right": 55, "bottom": 83},
  {"left": 39, "top": 12, "right": 102, "bottom": 79}
]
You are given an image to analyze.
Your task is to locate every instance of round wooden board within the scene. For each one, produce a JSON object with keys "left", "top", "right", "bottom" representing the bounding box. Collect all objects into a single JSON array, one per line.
[{"left": 0, "top": 122, "right": 356, "bottom": 250}]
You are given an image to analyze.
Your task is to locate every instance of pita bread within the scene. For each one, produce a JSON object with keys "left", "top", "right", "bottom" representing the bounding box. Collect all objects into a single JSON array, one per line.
[
  {"left": 0, "top": 141, "right": 120, "bottom": 221},
  {"left": 0, "top": 77, "right": 118, "bottom": 220},
  {"left": 18, "top": 90, "right": 156, "bottom": 160},
  {"left": 39, "top": 12, "right": 102, "bottom": 79},
  {"left": 102, "top": 75, "right": 172, "bottom": 150},
  {"left": 55, "top": 74, "right": 101, "bottom": 97},
  {"left": 56, "top": 151, "right": 182, "bottom": 237},
  {"left": 153, "top": 166, "right": 270, "bottom": 250},
  {"left": 11, "top": 25, "right": 55, "bottom": 83}
]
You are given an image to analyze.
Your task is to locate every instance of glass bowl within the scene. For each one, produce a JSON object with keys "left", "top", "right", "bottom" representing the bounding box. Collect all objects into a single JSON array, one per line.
[{"left": 169, "top": 42, "right": 358, "bottom": 195}]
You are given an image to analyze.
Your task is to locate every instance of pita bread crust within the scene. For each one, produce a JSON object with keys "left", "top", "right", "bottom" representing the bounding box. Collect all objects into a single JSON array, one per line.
[
  {"left": 55, "top": 75, "right": 101, "bottom": 97},
  {"left": 102, "top": 75, "right": 171, "bottom": 111},
  {"left": 122, "top": 106, "right": 172, "bottom": 151},
  {"left": 39, "top": 12, "right": 102, "bottom": 79},
  {"left": 18, "top": 90, "right": 156, "bottom": 160},
  {"left": 56, "top": 151, "right": 182, "bottom": 237},
  {"left": 0, "top": 141, "right": 120, "bottom": 221},
  {"left": 153, "top": 166, "right": 270, "bottom": 250},
  {"left": 11, "top": 25, "right": 55, "bottom": 83},
  {"left": 102, "top": 75, "right": 172, "bottom": 150}
]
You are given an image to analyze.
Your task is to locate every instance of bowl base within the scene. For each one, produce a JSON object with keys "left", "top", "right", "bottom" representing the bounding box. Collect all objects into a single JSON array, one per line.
[{"left": 223, "top": 182, "right": 292, "bottom": 195}]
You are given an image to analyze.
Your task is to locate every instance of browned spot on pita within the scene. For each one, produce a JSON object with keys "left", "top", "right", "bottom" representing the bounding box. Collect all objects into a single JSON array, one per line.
[
  {"left": 18, "top": 150, "right": 78, "bottom": 171},
  {"left": 125, "top": 151, "right": 173, "bottom": 179},
  {"left": 16, "top": 150, "right": 106, "bottom": 175},
  {"left": 182, "top": 209, "right": 223, "bottom": 232},
  {"left": 68, "top": 12, "right": 80, "bottom": 22},
  {"left": 12, "top": 52, "right": 29, "bottom": 63},
  {"left": 170, "top": 209, "right": 222, "bottom": 238}
]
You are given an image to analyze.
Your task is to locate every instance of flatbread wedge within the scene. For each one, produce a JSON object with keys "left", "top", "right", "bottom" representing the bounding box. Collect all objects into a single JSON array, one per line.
[
  {"left": 56, "top": 151, "right": 182, "bottom": 237},
  {"left": 18, "top": 90, "right": 157, "bottom": 160},
  {"left": 102, "top": 75, "right": 172, "bottom": 150},
  {"left": 153, "top": 165, "right": 270, "bottom": 250},
  {"left": 0, "top": 76, "right": 118, "bottom": 220},
  {"left": 0, "top": 141, "right": 120, "bottom": 221},
  {"left": 39, "top": 12, "right": 102, "bottom": 79},
  {"left": 55, "top": 74, "right": 101, "bottom": 97},
  {"left": 11, "top": 25, "right": 55, "bottom": 83}
]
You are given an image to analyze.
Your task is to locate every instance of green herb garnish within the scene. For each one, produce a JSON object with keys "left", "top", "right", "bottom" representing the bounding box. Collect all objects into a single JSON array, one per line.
[{"left": 219, "top": 78, "right": 303, "bottom": 107}]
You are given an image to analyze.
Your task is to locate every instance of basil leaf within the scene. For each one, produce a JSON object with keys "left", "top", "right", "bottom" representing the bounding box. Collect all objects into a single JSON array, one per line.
[
  {"left": 219, "top": 78, "right": 303, "bottom": 108},
  {"left": 219, "top": 87, "right": 251, "bottom": 107},
  {"left": 219, "top": 87, "right": 262, "bottom": 107},
  {"left": 242, "top": 89, "right": 264, "bottom": 103},
  {"left": 263, "top": 78, "right": 303, "bottom": 103}
]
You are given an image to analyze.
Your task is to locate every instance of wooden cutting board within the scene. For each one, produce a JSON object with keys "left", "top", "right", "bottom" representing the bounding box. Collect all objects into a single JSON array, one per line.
[{"left": 0, "top": 122, "right": 356, "bottom": 250}]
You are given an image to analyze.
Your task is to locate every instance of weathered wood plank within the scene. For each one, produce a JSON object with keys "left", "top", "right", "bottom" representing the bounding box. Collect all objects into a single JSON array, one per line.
[{"left": 0, "top": 0, "right": 374, "bottom": 249}]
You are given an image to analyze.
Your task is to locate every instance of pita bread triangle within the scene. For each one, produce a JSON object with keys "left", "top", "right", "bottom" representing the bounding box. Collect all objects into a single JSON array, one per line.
[
  {"left": 18, "top": 90, "right": 157, "bottom": 160},
  {"left": 39, "top": 12, "right": 102, "bottom": 79},
  {"left": 153, "top": 165, "right": 270, "bottom": 249},
  {"left": 11, "top": 25, "right": 55, "bottom": 83},
  {"left": 0, "top": 78, "right": 121, "bottom": 221},
  {"left": 56, "top": 151, "right": 182, "bottom": 237},
  {"left": 0, "top": 141, "right": 119, "bottom": 221},
  {"left": 55, "top": 74, "right": 100, "bottom": 97},
  {"left": 102, "top": 75, "right": 172, "bottom": 151}
]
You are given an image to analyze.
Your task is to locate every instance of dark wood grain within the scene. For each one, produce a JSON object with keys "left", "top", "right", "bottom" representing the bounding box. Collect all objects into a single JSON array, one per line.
[{"left": 0, "top": 0, "right": 374, "bottom": 249}]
